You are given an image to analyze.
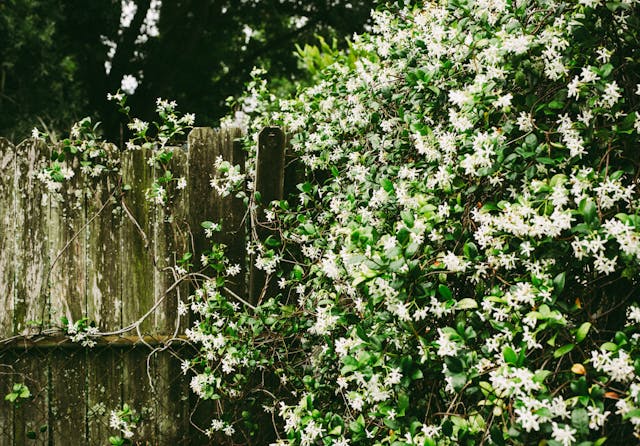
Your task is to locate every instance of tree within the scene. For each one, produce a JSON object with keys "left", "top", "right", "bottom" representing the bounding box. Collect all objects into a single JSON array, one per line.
[{"left": 0, "top": 0, "right": 385, "bottom": 140}]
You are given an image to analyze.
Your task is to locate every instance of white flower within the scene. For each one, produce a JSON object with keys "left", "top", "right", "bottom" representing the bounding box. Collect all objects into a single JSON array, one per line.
[
  {"left": 226, "top": 264, "right": 241, "bottom": 276},
  {"left": 516, "top": 112, "right": 534, "bottom": 132},
  {"left": 551, "top": 422, "right": 576, "bottom": 446},
  {"left": 627, "top": 306, "right": 640, "bottom": 325},
  {"left": 515, "top": 407, "right": 540, "bottom": 432},
  {"left": 120, "top": 74, "right": 139, "bottom": 95},
  {"left": 602, "top": 81, "right": 621, "bottom": 108},
  {"left": 210, "top": 419, "right": 224, "bottom": 430},
  {"left": 493, "top": 93, "right": 512, "bottom": 109},
  {"left": 587, "top": 406, "right": 610, "bottom": 429},
  {"left": 107, "top": 91, "right": 124, "bottom": 102},
  {"left": 441, "top": 251, "right": 468, "bottom": 272}
]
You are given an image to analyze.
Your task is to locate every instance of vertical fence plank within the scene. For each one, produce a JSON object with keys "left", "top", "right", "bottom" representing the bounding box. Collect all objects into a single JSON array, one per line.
[
  {"left": 187, "top": 128, "right": 219, "bottom": 274},
  {"left": 87, "top": 347, "right": 122, "bottom": 445},
  {"left": 86, "top": 143, "right": 122, "bottom": 330},
  {"left": 249, "top": 127, "right": 285, "bottom": 304},
  {"left": 0, "top": 139, "right": 16, "bottom": 446},
  {"left": 187, "top": 127, "right": 248, "bottom": 440},
  {"left": 49, "top": 349, "right": 86, "bottom": 445},
  {"left": 187, "top": 128, "right": 247, "bottom": 297},
  {"left": 45, "top": 144, "right": 88, "bottom": 445},
  {"left": 120, "top": 147, "right": 157, "bottom": 444},
  {"left": 217, "top": 129, "right": 246, "bottom": 299},
  {"left": 12, "top": 140, "right": 51, "bottom": 445},
  {"left": 154, "top": 351, "right": 190, "bottom": 445},
  {"left": 48, "top": 160, "right": 86, "bottom": 328},
  {"left": 153, "top": 147, "right": 191, "bottom": 444},
  {"left": 14, "top": 139, "right": 50, "bottom": 335},
  {"left": 120, "top": 147, "right": 155, "bottom": 334},
  {"left": 0, "top": 350, "right": 15, "bottom": 446},
  {"left": 0, "top": 139, "right": 15, "bottom": 340},
  {"left": 86, "top": 142, "right": 123, "bottom": 444},
  {"left": 154, "top": 146, "right": 189, "bottom": 335},
  {"left": 13, "top": 351, "right": 49, "bottom": 446},
  {"left": 123, "top": 347, "right": 156, "bottom": 443},
  {"left": 185, "top": 127, "right": 218, "bottom": 441}
]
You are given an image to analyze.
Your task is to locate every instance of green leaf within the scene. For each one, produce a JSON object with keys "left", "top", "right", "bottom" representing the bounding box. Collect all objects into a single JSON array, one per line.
[
  {"left": 349, "top": 415, "right": 365, "bottom": 433},
  {"left": 355, "top": 325, "right": 370, "bottom": 342},
  {"left": 572, "top": 408, "right": 589, "bottom": 435},
  {"left": 575, "top": 322, "right": 591, "bottom": 343},
  {"left": 534, "top": 369, "right": 552, "bottom": 383},
  {"left": 456, "top": 298, "right": 478, "bottom": 310},
  {"left": 503, "top": 346, "right": 518, "bottom": 365},
  {"left": 554, "top": 343, "right": 575, "bottom": 358},
  {"left": 463, "top": 242, "right": 478, "bottom": 259},
  {"left": 401, "top": 210, "right": 414, "bottom": 228},
  {"left": 398, "top": 392, "right": 410, "bottom": 414},
  {"left": 438, "top": 284, "right": 452, "bottom": 300},
  {"left": 524, "top": 133, "right": 538, "bottom": 147},
  {"left": 264, "top": 235, "right": 281, "bottom": 247},
  {"left": 109, "top": 436, "right": 124, "bottom": 446},
  {"left": 623, "top": 408, "right": 640, "bottom": 420},
  {"left": 553, "top": 272, "right": 566, "bottom": 294},
  {"left": 548, "top": 100, "right": 565, "bottom": 110},
  {"left": 579, "top": 198, "right": 597, "bottom": 225}
]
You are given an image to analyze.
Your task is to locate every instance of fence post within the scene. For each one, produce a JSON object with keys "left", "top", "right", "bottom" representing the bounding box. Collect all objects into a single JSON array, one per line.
[{"left": 249, "top": 127, "right": 285, "bottom": 305}]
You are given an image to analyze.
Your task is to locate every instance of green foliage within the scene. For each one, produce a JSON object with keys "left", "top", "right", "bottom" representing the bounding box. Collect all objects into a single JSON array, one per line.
[
  {"left": 4, "top": 383, "right": 31, "bottom": 407},
  {"left": 196, "top": 1, "right": 640, "bottom": 444}
]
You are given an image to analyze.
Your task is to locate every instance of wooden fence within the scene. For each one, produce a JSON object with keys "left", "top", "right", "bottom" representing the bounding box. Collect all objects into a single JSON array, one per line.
[{"left": 0, "top": 126, "right": 287, "bottom": 445}]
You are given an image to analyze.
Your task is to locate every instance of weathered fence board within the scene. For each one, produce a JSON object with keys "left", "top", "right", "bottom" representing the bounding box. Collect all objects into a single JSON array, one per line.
[
  {"left": 87, "top": 348, "right": 123, "bottom": 443},
  {"left": 153, "top": 147, "right": 189, "bottom": 335},
  {"left": 86, "top": 143, "right": 122, "bottom": 331},
  {"left": 50, "top": 349, "right": 87, "bottom": 444},
  {"left": 14, "top": 140, "right": 49, "bottom": 335},
  {"left": 0, "top": 126, "right": 288, "bottom": 445},
  {"left": 48, "top": 166, "right": 86, "bottom": 329},
  {"left": 0, "top": 139, "right": 15, "bottom": 340},
  {"left": 249, "top": 126, "right": 286, "bottom": 304},
  {"left": 13, "top": 351, "right": 48, "bottom": 446},
  {"left": 121, "top": 147, "right": 156, "bottom": 335},
  {"left": 0, "top": 350, "right": 16, "bottom": 445}
]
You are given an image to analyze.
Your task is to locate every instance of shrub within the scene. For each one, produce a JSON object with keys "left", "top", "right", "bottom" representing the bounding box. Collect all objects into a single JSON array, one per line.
[{"left": 180, "top": 1, "right": 640, "bottom": 444}]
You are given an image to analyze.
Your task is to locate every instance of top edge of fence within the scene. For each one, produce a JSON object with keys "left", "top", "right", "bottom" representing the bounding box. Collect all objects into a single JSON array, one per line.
[{"left": 0, "top": 125, "right": 251, "bottom": 151}]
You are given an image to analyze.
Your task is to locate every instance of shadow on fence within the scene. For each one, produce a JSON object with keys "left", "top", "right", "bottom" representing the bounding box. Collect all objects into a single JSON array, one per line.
[{"left": 0, "top": 126, "right": 288, "bottom": 445}]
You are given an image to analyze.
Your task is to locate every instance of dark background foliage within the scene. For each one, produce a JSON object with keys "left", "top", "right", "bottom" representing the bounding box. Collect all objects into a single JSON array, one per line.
[{"left": 0, "top": 0, "right": 392, "bottom": 141}]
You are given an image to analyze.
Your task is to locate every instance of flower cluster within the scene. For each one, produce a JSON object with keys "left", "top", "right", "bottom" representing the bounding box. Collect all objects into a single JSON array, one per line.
[
  {"left": 63, "top": 317, "right": 100, "bottom": 348},
  {"left": 35, "top": 116, "right": 119, "bottom": 201},
  {"left": 108, "top": 403, "right": 140, "bottom": 445}
]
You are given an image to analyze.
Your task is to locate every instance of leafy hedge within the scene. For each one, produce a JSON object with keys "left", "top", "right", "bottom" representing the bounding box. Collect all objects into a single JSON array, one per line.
[{"left": 188, "top": 1, "right": 640, "bottom": 445}]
